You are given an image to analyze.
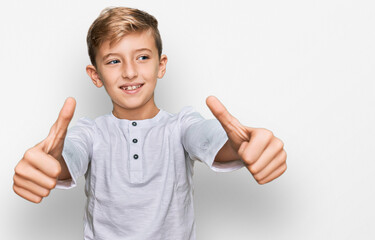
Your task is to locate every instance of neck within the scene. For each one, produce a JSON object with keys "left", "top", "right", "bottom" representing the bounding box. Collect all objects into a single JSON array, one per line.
[{"left": 112, "top": 99, "right": 160, "bottom": 120}]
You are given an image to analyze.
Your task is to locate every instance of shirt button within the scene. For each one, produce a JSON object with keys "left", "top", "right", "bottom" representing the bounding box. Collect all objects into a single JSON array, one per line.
[
  {"left": 132, "top": 122, "right": 137, "bottom": 126},
  {"left": 133, "top": 154, "right": 139, "bottom": 159},
  {"left": 132, "top": 138, "right": 138, "bottom": 143}
]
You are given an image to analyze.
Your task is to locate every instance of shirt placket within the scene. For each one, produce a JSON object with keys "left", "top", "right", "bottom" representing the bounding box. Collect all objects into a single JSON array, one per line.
[{"left": 128, "top": 121, "right": 143, "bottom": 183}]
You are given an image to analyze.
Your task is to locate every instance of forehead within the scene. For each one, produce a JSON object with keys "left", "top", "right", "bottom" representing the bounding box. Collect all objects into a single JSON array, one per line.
[{"left": 97, "top": 30, "right": 157, "bottom": 57}]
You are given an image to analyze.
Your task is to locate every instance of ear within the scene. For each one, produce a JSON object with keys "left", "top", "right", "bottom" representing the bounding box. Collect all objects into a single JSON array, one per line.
[
  {"left": 157, "top": 54, "right": 168, "bottom": 79},
  {"left": 86, "top": 65, "right": 103, "bottom": 88}
]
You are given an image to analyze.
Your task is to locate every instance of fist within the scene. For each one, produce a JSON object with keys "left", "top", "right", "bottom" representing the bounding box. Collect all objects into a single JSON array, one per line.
[
  {"left": 13, "top": 98, "right": 76, "bottom": 203},
  {"left": 206, "top": 96, "right": 287, "bottom": 184}
]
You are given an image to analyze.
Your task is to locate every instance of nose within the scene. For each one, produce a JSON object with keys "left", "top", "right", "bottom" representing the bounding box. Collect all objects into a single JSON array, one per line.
[{"left": 122, "top": 61, "right": 138, "bottom": 80}]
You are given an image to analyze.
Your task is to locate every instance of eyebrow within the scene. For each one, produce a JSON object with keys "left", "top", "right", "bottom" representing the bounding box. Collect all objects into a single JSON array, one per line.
[
  {"left": 102, "top": 48, "right": 153, "bottom": 61},
  {"left": 102, "top": 53, "right": 119, "bottom": 61},
  {"left": 134, "top": 48, "right": 152, "bottom": 53}
]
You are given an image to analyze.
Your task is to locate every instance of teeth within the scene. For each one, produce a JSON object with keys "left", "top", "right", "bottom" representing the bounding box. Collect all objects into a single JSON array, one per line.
[{"left": 122, "top": 84, "right": 142, "bottom": 90}]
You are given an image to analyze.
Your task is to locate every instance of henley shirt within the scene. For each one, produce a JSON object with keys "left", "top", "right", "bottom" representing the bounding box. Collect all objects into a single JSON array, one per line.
[{"left": 56, "top": 106, "right": 244, "bottom": 240}]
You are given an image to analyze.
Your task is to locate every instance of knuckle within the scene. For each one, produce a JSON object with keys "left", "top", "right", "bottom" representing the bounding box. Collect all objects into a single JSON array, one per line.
[
  {"left": 258, "top": 180, "right": 267, "bottom": 185},
  {"left": 279, "top": 150, "right": 287, "bottom": 163},
  {"left": 34, "top": 197, "right": 43, "bottom": 204},
  {"left": 282, "top": 150, "right": 287, "bottom": 160},
  {"left": 280, "top": 139, "right": 285, "bottom": 148},
  {"left": 242, "top": 155, "right": 253, "bottom": 165},
  {"left": 41, "top": 189, "right": 51, "bottom": 197},
  {"left": 255, "top": 128, "right": 273, "bottom": 142},
  {"left": 13, "top": 184, "right": 19, "bottom": 194},
  {"left": 281, "top": 163, "right": 287, "bottom": 173},
  {"left": 255, "top": 178, "right": 265, "bottom": 185},
  {"left": 14, "top": 165, "right": 20, "bottom": 175},
  {"left": 249, "top": 165, "right": 259, "bottom": 174},
  {"left": 275, "top": 138, "right": 284, "bottom": 150},
  {"left": 56, "top": 162, "right": 62, "bottom": 176},
  {"left": 50, "top": 163, "right": 62, "bottom": 178},
  {"left": 242, "top": 150, "right": 255, "bottom": 165},
  {"left": 23, "top": 149, "right": 34, "bottom": 162},
  {"left": 253, "top": 173, "right": 262, "bottom": 181},
  {"left": 47, "top": 179, "right": 57, "bottom": 189},
  {"left": 12, "top": 174, "right": 19, "bottom": 184},
  {"left": 264, "top": 129, "right": 274, "bottom": 141},
  {"left": 14, "top": 162, "right": 25, "bottom": 176}
]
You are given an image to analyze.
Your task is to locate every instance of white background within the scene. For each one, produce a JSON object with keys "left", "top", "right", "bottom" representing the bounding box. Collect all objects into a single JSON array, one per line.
[{"left": 1, "top": 0, "right": 374, "bottom": 239}]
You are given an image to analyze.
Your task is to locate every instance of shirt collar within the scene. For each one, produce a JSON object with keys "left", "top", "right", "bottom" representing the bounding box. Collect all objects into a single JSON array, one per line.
[{"left": 109, "top": 109, "right": 166, "bottom": 128}]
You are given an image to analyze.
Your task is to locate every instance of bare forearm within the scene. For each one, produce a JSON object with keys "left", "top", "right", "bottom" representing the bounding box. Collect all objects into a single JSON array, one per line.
[
  {"left": 214, "top": 140, "right": 241, "bottom": 163},
  {"left": 57, "top": 157, "right": 72, "bottom": 180}
]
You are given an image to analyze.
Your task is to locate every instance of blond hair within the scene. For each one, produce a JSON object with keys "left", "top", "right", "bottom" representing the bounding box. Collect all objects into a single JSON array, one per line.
[{"left": 87, "top": 7, "right": 162, "bottom": 67}]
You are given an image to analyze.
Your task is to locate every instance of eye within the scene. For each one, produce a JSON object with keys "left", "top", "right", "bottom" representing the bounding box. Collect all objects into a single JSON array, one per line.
[
  {"left": 138, "top": 55, "right": 149, "bottom": 61},
  {"left": 107, "top": 59, "right": 120, "bottom": 64}
]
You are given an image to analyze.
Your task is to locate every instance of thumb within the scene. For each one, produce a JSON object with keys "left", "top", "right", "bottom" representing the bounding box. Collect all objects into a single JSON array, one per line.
[
  {"left": 206, "top": 96, "right": 249, "bottom": 146},
  {"left": 206, "top": 96, "right": 233, "bottom": 127},
  {"left": 43, "top": 97, "right": 76, "bottom": 153}
]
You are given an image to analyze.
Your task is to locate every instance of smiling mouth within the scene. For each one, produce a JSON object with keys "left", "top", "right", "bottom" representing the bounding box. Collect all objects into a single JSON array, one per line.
[{"left": 120, "top": 84, "right": 144, "bottom": 91}]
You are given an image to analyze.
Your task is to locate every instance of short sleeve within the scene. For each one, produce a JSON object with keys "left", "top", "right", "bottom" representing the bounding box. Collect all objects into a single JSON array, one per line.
[
  {"left": 181, "top": 107, "right": 244, "bottom": 172},
  {"left": 55, "top": 117, "right": 95, "bottom": 189}
]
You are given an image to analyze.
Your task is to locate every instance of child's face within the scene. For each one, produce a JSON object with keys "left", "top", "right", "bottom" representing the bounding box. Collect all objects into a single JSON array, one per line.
[{"left": 86, "top": 30, "right": 167, "bottom": 119}]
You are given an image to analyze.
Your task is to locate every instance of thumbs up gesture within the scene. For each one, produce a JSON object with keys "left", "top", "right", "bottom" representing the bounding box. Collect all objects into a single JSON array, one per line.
[
  {"left": 206, "top": 96, "right": 287, "bottom": 184},
  {"left": 13, "top": 98, "right": 76, "bottom": 203}
]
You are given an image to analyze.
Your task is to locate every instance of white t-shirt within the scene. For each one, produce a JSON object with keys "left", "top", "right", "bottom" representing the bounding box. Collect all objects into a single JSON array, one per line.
[{"left": 56, "top": 106, "right": 244, "bottom": 240}]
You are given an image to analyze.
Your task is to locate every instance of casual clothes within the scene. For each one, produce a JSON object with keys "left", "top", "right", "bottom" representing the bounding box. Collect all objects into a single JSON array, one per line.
[{"left": 56, "top": 106, "right": 244, "bottom": 240}]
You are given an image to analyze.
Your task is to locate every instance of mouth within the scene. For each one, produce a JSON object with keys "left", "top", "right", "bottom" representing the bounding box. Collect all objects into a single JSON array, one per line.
[{"left": 120, "top": 83, "right": 145, "bottom": 94}]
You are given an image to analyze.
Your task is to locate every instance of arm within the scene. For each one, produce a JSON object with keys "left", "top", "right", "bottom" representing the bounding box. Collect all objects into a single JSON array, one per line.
[
  {"left": 13, "top": 98, "right": 76, "bottom": 203},
  {"left": 57, "top": 157, "right": 71, "bottom": 180},
  {"left": 207, "top": 96, "right": 287, "bottom": 184},
  {"left": 214, "top": 140, "right": 240, "bottom": 163}
]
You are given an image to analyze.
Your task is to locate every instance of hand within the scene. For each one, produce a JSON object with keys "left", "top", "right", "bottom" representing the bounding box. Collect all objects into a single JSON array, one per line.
[
  {"left": 206, "top": 96, "right": 287, "bottom": 184},
  {"left": 13, "top": 97, "right": 76, "bottom": 203}
]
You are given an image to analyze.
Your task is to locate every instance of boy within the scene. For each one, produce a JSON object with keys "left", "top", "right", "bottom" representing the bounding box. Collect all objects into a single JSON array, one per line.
[{"left": 13, "top": 7, "right": 287, "bottom": 240}]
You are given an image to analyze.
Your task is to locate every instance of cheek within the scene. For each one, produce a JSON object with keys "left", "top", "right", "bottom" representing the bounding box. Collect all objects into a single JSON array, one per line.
[
  {"left": 100, "top": 68, "right": 121, "bottom": 82},
  {"left": 140, "top": 64, "right": 159, "bottom": 80}
]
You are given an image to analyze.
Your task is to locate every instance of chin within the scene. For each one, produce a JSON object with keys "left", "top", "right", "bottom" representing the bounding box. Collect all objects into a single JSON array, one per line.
[{"left": 121, "top": 100, "right": 148, "bottom": 110}]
